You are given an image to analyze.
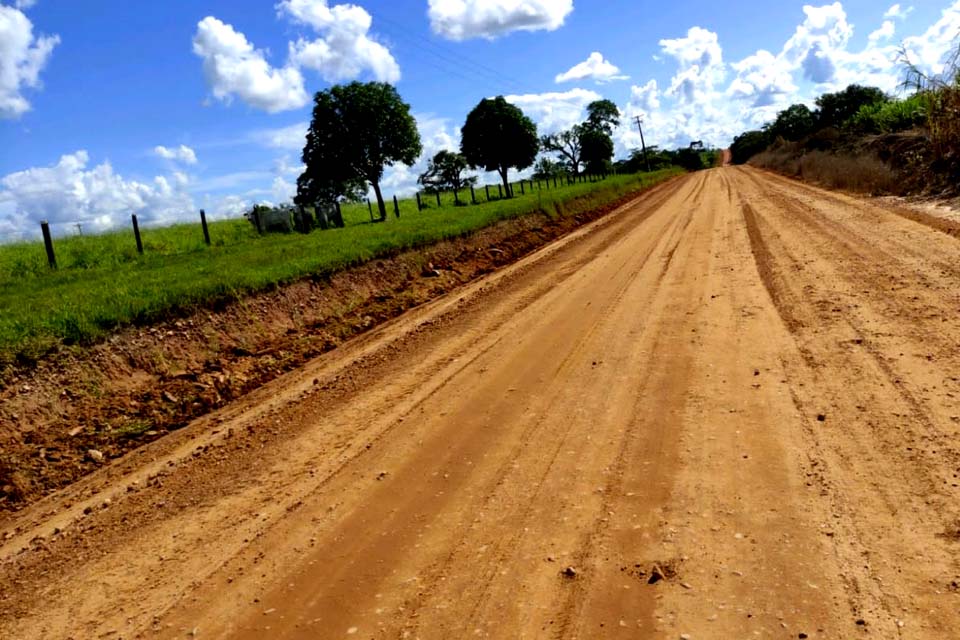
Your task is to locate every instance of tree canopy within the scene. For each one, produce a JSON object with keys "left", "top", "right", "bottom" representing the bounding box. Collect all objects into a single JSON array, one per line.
[
  {"left": 767, "top": 104, "right": 817, "bottom": 141},
  {"left": 540, "top": 99, "right": 620, "bottom": 176},
  {"left": 540, "top": 126, "right": 584, "bottom": 175},
  {"left": 460, "top": 96, "right": 539, "bottom": 194},
  {"left": 580, "top": 128, "right": 615, "bottom": 174},
  {"left": 532, "top": 157, "right": 567, "bottom": 179},
  {"left": 298, "top": 81, "right": 422, "bottom": 221},
  {"left": 584, "top": 99, "right": 621, "bottom": 135},
  {"left": 417, "top": 150, "right": 476, "bottom": 194},
  {"left": 816, "top": 85, "right": 887, "bottom": 129}
]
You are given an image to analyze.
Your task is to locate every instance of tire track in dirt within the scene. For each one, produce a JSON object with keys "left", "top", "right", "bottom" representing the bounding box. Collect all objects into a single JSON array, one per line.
[
  {"left": 131, "top": 172, "right": 708, "bottom": 636},
  {"left": 0, "top": 178, "right": 692, "bottom": 638},
  {"left": 389, "top": 189, "right": 701, "bottom": 638},
  {"left": 732, "top": 167, "right": 960, "bottom": 637},
  {"left": 4, "top": 168, "right": 960, "bottom": 639}
]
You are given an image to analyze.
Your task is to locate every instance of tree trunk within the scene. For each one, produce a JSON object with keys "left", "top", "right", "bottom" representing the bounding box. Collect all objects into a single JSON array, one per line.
[
  {"left": 371, "top": 180, "right": 387, "bottom": 222},
  {"left": 499, "top": 166, "right": 511, "bottom": 198}
]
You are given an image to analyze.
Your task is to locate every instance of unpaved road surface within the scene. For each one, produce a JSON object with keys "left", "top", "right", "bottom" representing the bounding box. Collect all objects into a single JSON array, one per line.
[{"left": 2, "top": 167, "right": 959, "bottom": 639}]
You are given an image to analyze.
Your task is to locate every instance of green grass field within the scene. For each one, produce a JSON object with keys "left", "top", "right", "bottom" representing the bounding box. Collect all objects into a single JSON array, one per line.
[{"left": 0, "top": 169, "right": 682, "bottom": 365}]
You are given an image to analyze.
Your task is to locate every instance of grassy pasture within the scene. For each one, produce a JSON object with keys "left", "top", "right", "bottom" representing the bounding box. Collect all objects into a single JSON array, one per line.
[{"left": 0, "top": 169, "right": 682, "bottom": 365}]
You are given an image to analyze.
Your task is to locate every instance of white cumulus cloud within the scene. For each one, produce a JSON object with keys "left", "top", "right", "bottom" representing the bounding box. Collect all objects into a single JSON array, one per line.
[
  {"left": 869, "top": 20, "right": 896, "bottom": 43},
  {"left": 192, "top": 16, "right": 308, "bottom": 113},
  {"left": 901, "top": 1, "right": 960, "bottom": 77},
  {"left": 608, "top": 1, "right": 960, "bottom": 156},
  {"left": 428, "top": 0, "right": 574, "bottom": 41},
  {"left": 503, "top": 87, "right": 601, "bottom": 134},
  {"left": 555, "top": 52, "right": 628, "bottom": 84},
  {"left": 884, "top": 4, "right": 914, "bottom": 20},
  {"left": 0, "top": 151, "right": 195, "bottom": 238},
  {"left": 154, "top": 144, "right": 198, "bottom": 165},
  {"left": 279, "top": 0, "right": 400, "bottom": 83},
  {"left": 659, "top": 26, "right": 726, "bottom": 103},
  {"left": 0, "top": 4, "right": 59, "bottom": 118}
]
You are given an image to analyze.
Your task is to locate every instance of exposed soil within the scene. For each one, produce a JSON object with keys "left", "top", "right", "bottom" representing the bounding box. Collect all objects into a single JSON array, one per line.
[
  {"left": 2, "top": 167, "right": 959, "bottom": 639},
  {"left": 0, "top": 181, "right": 677, "bottom": 514}
]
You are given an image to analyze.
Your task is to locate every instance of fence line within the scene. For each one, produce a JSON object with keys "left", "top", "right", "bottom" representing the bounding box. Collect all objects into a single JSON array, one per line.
[{"left": 6, "top": 169, "right": 618, "bottom": 270}]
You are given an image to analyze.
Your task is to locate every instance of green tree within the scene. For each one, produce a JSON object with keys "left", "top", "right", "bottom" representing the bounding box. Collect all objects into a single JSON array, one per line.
[
  {"left": 816, "top": 84, "right": 888, "bottom": 129},
  {"left": 765, "top": 103, "right": 817, "bottom": 141},
  {"left": 460, "top": 96, "right": 539, "bottom": 195},
  {"left": 580, "top": 128, "right": 614, "bottom": 174},
  {"left": 584, "top": 99, "right": 621, "bottom": 135},
  {"left": 532, "top": 157, "right": 567, "bottom": 179},
  {"left": 417, "top": 150, "right": 477, "bottom": 193},
  {"left": 730, "top": 130, "right": 772, "bottom": 164},
  {"left": 298, "top": 82, "right": 422, "bottom": 222},
  {"left": 540, "top": 125, "right": 584, "bottom": 175}
]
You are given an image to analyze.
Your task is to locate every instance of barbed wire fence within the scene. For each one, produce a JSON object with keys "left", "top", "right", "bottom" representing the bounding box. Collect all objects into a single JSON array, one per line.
[{"left": 0, "top": 170, "right": 614, "bottom": 271}]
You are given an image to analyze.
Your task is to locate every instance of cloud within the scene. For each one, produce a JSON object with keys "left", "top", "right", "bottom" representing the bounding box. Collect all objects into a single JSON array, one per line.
[
  {"left": 14, "top": 1, "right": 38, "bottom": 9},
  {"left": 428, "top": 0, "right": 573, "bottom": 41},
  {"left": 884, "top": 4, "right": 914, "bottom": 20},
  {"left": 503, "top": 87, "right": 601, "bottom": 134},
  {"left": 279, "top": 0, "right": 400, "bottom": 83},
  {"left": 728, "top": 50, "right": 797, "bottom": 107},
  {"left": 658, "top": 27, "right": 726, "bottom": 103},
  {"left": 555, "top": 52, "right": 628, "bottom": 84},
  {"left": 253, "top": 121, "right": 310, "bottom": 151},
  {"left": 609, "top": 1, "right": 960, "bottom": 154},
  {"left": 629, "top": 80, "right": 660, "bottom": 116},
  {"left": 154, "top": 144, "right": 198, "bottom": 165},
  {"left": 781, "top": 2, "right": 852, "bottom": 85},
  {"left": 192, "top": 16, "right": 308, "bottom": 113},
  {"left": 0, "top": 4, "right": 59, "bottom": 118},
  {"left": 901, "top": 1, "right": 960, "bottom": 76},
  {"left": 379, "top": 114, "right": 463, "bottom": 195},
  {"left": 0, "top": 151, "right": 195, "bottom": 238},
  {"left": 869, "top": 20, "right": 896, "bottom": 42}
]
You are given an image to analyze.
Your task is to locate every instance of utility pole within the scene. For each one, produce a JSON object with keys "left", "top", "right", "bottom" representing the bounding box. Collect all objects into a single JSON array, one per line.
[{"left": 635, "top": 116, "right": 651, "bottom": 173}]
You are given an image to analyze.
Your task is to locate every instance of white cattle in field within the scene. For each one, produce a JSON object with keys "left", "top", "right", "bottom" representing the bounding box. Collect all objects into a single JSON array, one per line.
[{"left": 247, "top": 205, "right": 294, "bottom": 233}]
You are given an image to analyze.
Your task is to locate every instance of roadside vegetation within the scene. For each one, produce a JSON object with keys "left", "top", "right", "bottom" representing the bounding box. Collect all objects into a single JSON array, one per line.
[
  {"left": 1, "top": 76, "right": 716, "bottom": 369},
  {"left": 730, "top": 41, "right": 960, "bottom": 195},
  {"left": 0, "top": 168, "right": 682, "bottom": 367}
]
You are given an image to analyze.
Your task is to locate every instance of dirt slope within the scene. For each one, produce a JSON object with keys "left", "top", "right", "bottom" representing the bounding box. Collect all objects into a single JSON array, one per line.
[{"left": 2, "top": 167, "right": 959, "bottom": 639}]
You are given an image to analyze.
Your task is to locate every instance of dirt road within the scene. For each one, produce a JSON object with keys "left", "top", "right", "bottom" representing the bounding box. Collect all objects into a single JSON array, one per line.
[{"left": 2, "top": 167, "right": 959, "bottom": 639}]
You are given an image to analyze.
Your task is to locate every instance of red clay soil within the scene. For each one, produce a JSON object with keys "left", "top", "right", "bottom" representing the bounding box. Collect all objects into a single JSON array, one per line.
[{"left": 0, "top": 179, "right": 679, "bottom": 516}]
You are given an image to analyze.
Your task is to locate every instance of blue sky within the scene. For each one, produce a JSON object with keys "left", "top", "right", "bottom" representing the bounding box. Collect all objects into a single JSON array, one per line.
[{"left": 1, "top": 0, "right": 958, "bottom": 240}]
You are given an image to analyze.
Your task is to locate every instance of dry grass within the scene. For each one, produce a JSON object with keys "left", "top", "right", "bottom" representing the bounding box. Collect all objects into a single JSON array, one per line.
[{"left": 751, "top": 148, "right": 902, "bottom": 195}]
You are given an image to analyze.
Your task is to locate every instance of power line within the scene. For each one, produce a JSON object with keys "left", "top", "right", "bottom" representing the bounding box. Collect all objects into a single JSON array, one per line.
[{"left": 373, "top": 15, "right": 529, "bottom": 96}]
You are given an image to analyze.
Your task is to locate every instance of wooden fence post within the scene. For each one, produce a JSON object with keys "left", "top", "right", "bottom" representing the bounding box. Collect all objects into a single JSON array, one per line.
[
  {"left": 40, "top": 220, "right": 56, "bottom": 269},
  {"left": 334, "top": 201, "right": 345, "bottom": 228},
  {"left": 200, "top": 209, "right": 211, "bottom": 246},
  {"left": 485, "top": 185, "right": 491, "bottom": 201},
  {"left": 436, "top": 191, "right": 441, "bottom": 208},
  {"left": 132, "top": 214, "right": 143, "bottom": 254},
  {"left": 520, "top": 181, "right": 525, "bottom": 195},
  {"left": 454, "top": 188, "right": 460, "bottom": 206},
  {"left": 367, "top": 199, "right": 374, "bottom": 222},
  {"left": 393, "top": 195, "right": 400, "bottom": 218},
  {"left": 470, "top": 185, "right": 477, "bottom": 204},
  {"left": 416, "top": 192, "right": 423, "bottom": 211},
  {"left": 498, "top": 184, "right": 503, "bottom": 199},
  {"left": 553, "top": 177, "right": 558, "bottom": 188}
]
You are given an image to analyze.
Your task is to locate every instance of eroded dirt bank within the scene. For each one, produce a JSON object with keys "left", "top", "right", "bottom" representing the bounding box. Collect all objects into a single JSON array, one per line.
[
  {"left": 0, "top": 180, "right": 677, "bottom": 514},
  {"left": 2, "top": 167, "right": 959, "bottom": 639}
]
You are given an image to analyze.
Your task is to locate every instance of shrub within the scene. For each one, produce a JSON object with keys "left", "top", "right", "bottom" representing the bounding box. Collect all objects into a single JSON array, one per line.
[
  {"left": 751, "top": 149, "right": 901, "bottom": 195},
  {"left": 848, "top": 94, "right": 927, "bottom": 134}
]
